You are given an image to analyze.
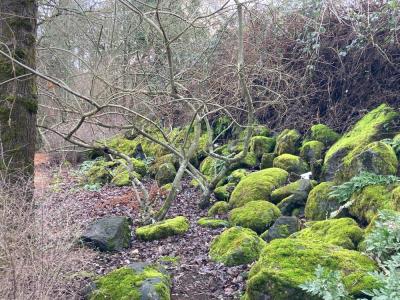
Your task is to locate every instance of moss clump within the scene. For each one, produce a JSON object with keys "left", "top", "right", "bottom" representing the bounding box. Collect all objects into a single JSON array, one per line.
[
  {"left": 273, "top": 154, "right": 309, "bottom": 174},
  {"left": 197, "top": 217, "right": 230, "bottom": 228},
  {"left": 349, "top": 185, "right": 395, "bottom": 224},
  {"left": 135, "top": 216, "right": 189, "bottom": 241},
  {"left": 89, "top": 264, "right": 170, "bottom": 300},
  {"left": 155, "top": 163, "right": 176, "bottom": 186},
  {"left": 260, "top": 153, "right": 275, "bottom": 169},
  {"left": 208, "top": 201, "right": 230, "bottom": 217},
  {"left": 229, "top": 168, "right": 289, "bottom": 208},
  {"left": 291, "top": 218, "right": 364, "bottom": 250},
  {"left": 300, "top": 140, "right": 324, "bottom": 164},
  {"left": 229, "top": 200, "right": 281, "bottom": 234},
  {"left": 209, "top": 227, "right": 266, "bottom": 266},
  {"left": 309, "top": 124, "right": 340, "bottom": 146},
  {"left": 111, "top": 165, "right": 141, "bottom": 187},
  {"left": 200, "top": 156, "right": 222, "bottom": 177},
  {"left": 261, "top": 216, "right": 300, "bottom": 242},
  {"left": 322, "top": 104, "right": 400, "bottom": 181},
  {"left": 85, "top": 159, "right": 117, "bottom": 185},
  {"left": 274, "top": 129, "right": 302, "bottom": 156},
  {"left": 244, "top": 239, "right": 377, "bottom": 300},
  {"left": 231, "top": 151, "right": 258, "bottom": 170},
  {"left": 305, "top": 182, "right": 341, "bottom": 220},
  {"left": 271, "top": 179, "right": 312, "bottom": 204},
  {"left": 227, "top": 168, "right": 249, "bottom": 184},
  {"left": 249, "top": 136, "right": 276, "bottom": 160},
  {"left": 149, "top": 154, "right": 179, "bottom": 177},
  {"left": 339, "top": 141, "right": 398, "bottom": 182},
  {"left": 214, "top": 183, "right": 236, "bottom": 201},
  {"left": 237, "top": 125, "right": 271, "bottom": 140}
]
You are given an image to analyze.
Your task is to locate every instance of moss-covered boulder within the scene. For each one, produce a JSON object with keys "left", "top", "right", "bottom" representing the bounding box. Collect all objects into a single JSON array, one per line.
[
  {"left": 305, "top": 182, "right": 341, "bottom": 220},
  {"left": 197, "top": 217, "right": 230, "bottom": 228},
  {"left": 260, "top": 153, "right": 275, "bottom": 169},
  {"left": 209, "top": 227, "right": 266, "bottom": 266},
  {"left": 81, "top": 216, "right": 131, "bottom": 252},
  {"left": 214, "top": 183, "right": 236, "bottom": 201},
  {"left": 200, "top": 156, "right": 221, "bottom": 177},
  {"left": 227, "top": 168, "right": 249, "bottom": 184},
  {"left": 271, "top": 179, "right": 313, "bottom": 204},
  {"left": 135, "top": 216, "right": 189, "bottom": 241},
  {"left": 349, "top": 185, "right": 400, "bottom": 224},
  {"left": 243, "top": 239, "right": 377, "bottom": 300},
  {"left": 111, "top": 163, "right": 143, "bottom": 187},
  {"left": 84, "top": 159, "right": 116, "bottom": 185},
  {"left": 291, "top": 218, "right": 364, "bottom": 250},
  {"left": 155, "top": 163, "right": 176, "bottom": 186},
  {"left": 300, "top": 141, "right": 324, "bottom": 164},
  {"left": 149, "top": 154, "right": 179, "bottom": 177},
  {"left": 231, "top": 151, "right": 258, "bottom": 170},
  {"left": 249, "top": 136, "right": 276, "bottom": 160},
  {"left": 322, "top": 104, "right": 400, "bottom": 181},
  {"left": 261, "top": 216, "right": 300, "bottom": 242},
  {"left": 88, "top": 262, "right": 170, "bottom": 300},
  {"left": 229, "top": 168, "right": 289, "bottom": 208},
  {"left": 338, "top": 141, "right": 398, "bottom": 182},
  {"left": 274, "top": 129, "right": 302, "bottom": 156},
  {"left": 277, "top": 192, "right": 309, "bottom": 216},
  {"left": 229, "top": 201, "right": 281, "bottom": 234},
  {"left": 309, "top": 124, "right": 340, "bottom": 146},
  {"left": 273, "top": 154, "right": 309, "bottom": 175},
  {"left": 237, "top": 125, "right": 271, "bottom": 140},
  {"left": 208, "top": 201, "right": 230, "bottom": 217}
]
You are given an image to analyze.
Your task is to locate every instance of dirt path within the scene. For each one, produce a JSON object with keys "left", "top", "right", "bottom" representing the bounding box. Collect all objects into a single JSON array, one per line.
[{"left": 35, "top": 164, "right": 247, "bottom": 299}]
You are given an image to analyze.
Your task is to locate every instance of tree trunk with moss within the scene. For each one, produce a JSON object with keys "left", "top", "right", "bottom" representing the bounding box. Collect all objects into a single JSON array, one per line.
[{"left": 0, "top": 0, "right": 38, "bottom": 185}]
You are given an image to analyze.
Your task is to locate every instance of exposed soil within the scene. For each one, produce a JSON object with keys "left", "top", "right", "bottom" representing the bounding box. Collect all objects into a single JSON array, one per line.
[{"left": 34, "top": 156, "right": 248, "bottom": 299}]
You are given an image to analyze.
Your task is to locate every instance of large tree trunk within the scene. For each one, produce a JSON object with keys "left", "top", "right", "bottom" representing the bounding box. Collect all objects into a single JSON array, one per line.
[{"left": 0, "top": 0, "right": 38, "bottom": 185}]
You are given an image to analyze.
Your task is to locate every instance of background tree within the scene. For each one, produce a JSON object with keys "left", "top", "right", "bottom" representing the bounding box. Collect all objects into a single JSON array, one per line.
[{"left": 0, "top": 0, "right": 38, "bottom": 185}]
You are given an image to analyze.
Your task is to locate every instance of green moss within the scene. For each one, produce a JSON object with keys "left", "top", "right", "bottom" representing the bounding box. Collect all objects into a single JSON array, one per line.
[
  {"left": 237, "top": 125, "right": 271, "bottom": 140},
  {"left": 111, "top": 165, "right": 141, "bottom": 187},
  {"left": 214, "top": 183, "right": 236, "bottom": 201},
  {"left": 85, "top": 159, "right": 117, "bottom": 185},
  {"left": 305, "top": 182, "right": 340, "bottom": 220},
  {"left": 291, "top": 218, "right": 364, "bottom": 250},
  {"left": 227, "top": 168, "right": 249, "bottom": 184},
  {"left": 244, "top": 239, "right": 377, "bottom": 300},
  {"left": 200, "top": 156, "right": 221, "bottom": 177},
  {"left": 209, "top": 227, "right": 266, "bottom": 266},
  {"left": 349, "top": 185, "right": 395, "bottom": 224},
  {"left": 231, "top": 151, "right": 258, "bottom": 170},
  {"left": 89, "top": 264, "right": 170, "bottom": 300},
  {"left": 300, "top": 140, "right": 324, "bottom": 164},
  {"left": 197, "top": 217, "right": 230, "bottom": 228},
  {"left": 309, "top": 124, "right": 340, "bottom": 146},
  {"left": 274, "top": 129, "right": 302, "bottom": 156},
  {"left": 135, "top": 216, "right": 189, "bottom": 241},
  {"left": 249, "top": 136, "right": 276, "bottom": 159},
  {"left": 323, "top": 104, "right": 399, "bottom": 181},
  {"left": 229, "top": 200, "right": 281, "bottom": 234},
  {"left": 155, "top": 162, "right": 176, "bottom": 186},
  {"left": 149, "top": 154, "right": 179, "bottom": 176},
  {"left": 208, "top": 201, "right": 230, "bottom": 216},
  {"left": 229, "top": 168, "right": 289, "bottom": 208},
  {"left": 160, "top": 183, "right": 173, "bottom": 192},
  {"left": 273, "top": 154, "right": 309, "bottom": 174},
  {"left": 260, "top": 153, "right": 275, "bottom": 169},
  {"left": 271, "top": 179, "right": 312, "bottom": 204},
  {"left": 339, "top": 141, "right": 398, "bottom": 182},
  {"left": 391, "top": 186, "right": 400, "bottom": 211}
]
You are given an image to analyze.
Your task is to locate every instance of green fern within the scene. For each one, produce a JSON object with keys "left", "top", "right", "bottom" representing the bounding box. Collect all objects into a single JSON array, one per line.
[{"left": 328, "top": 172, "right": 399, "bottom": 204}]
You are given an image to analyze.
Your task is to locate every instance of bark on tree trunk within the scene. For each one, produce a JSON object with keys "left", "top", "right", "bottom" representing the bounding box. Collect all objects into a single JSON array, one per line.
[{"left": 0, "top": 0, "right": 38, "bottom": 186}]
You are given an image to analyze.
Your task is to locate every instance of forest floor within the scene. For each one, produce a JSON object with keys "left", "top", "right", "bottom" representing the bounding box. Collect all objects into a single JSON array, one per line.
[{"left": 34, "top": 154, "right": 247, "bottom": 300}]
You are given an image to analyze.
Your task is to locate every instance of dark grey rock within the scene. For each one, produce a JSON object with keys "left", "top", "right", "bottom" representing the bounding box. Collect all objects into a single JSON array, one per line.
[
  {"left": 261, "top": 216, "right": 300, "bottom": 242},
  {"left": 80, "top": 216, "right": 131, "bottom": 251}
]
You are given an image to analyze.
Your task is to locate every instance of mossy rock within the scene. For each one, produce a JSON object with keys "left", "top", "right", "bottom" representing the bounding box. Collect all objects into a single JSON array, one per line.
[
  {"left": 149, "top": 154, "right": 179, "bottom": 177},
  {"left": 237, "top": 125, "right": 271, "bottom": 140},
  {"left": 213, "top": 116, "right": 234, "bottom": 140},
  {"left": 208, "top": 201, "right": 230, "bottom": 217},
  {"left": 260, "top": 153, "right": 275, "bottom": 169},
  {"left": 349, "top": 184, "right": 400, "bottom": 224},
  {"left": 249, "top": 136, "right": 276, "bottom": 160},
  {"left": 88, "top": 262, "right": 170, "bottom": 300},
  {"left": 231, "top": 151, "right": 258, "bottom": 170},
  {"left": 300, "top": 141, "right": 324, "bottom": 164},
  {"left": 271, "top": 179, "right": 313, "bottom": 204},
  {"left": 200, "top": 156, "right": 222, "bottom": 177},
  {"left": 229, "top": 168, "right": 289, "bottom": 208},
  {"left": 227, "top": 168, "right": 249, "bottom": 184},
  {"left": 85, "top": 159, "right": 116, "bottom": 185},
  {"left": 111, "top": 165, "right": 142, "bottom": 187},
  {"left": 273, "top": 154, "right": 309, "bottom": 175},
  {"left": 135, "top": 216, "right": 189, "bottom": 241},
  {"left": 309, "top": 124, "right": 340, "bottom": 146},
  {"left": 155, "top": 163, "right": 176, "bottom": 186},
  {"left": 261, "top": 216, "right": 300, "bottom": 242},
  {"left": 338, "top": 141, "right": 398, "bottom": 182},
  {"left": 305, "top": 182, "right": 341, "bottom": 220},
  {"left": 214, "top": 183, "right": 236, "bottom": 201},
  {"left": 274, "top": 129, "right": 302, "bottom": 156},
  {"left": 243, "top": 239, "right": 377, "bottom": 300},
  {"left": 291, "top": 218, "right": 364, "bottom": 250},
  {"left": 209, "top": 227, "right": 266, "bottom": 266},
  {"left": 197, "top": 217, "right": 229, "bottom": 228},
  {"left": 322, "top": 104, "right": 400, "bottom": 182},
  {"left": 229, "top": 200, "right": 281, "bottom": 234}
]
